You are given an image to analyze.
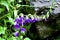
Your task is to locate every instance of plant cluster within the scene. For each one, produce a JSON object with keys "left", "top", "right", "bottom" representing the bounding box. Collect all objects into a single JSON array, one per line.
[{"left": 0, "top": 0, "right": 55, "bottom": 40}]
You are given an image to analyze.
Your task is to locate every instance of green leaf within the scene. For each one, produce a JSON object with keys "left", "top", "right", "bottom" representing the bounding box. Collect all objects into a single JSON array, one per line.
[
  {"left": 0, "top": 37, "right": 5, "bottom": 40},
  {"left": 24, "top": 37, "right": 31, "bottom": 40},
  {"left": 0, "top": 1, "right": 9, "bottom": 11},
  {"left": 0, "top": 8, "right": 5, "bottom": 13},
  {"left": 16, "top": 4, "right": 21, "bottom": 8},
  {"left": 0, "top": 26, "right": 6, "bottom": 34},
  {"left": 42, "top": 15, "right": 46, "bottom": 19},
  {"left": 8, "top": 17, "right": 14, "bottom": 25},
  {"left": 10, "top": 0, "right": 15, "bottom": 2},
  {"left": 17, "top": 35, "right": 23, "bottom": 40},
  {"left": 20, "top": 36, "right": 23, "bottom": 39},
  {"left": 19, "top": 0, "right": 22, "bottom": 2},
  {"left": 8, "top": 36, "right": 17, "bottom": 40},
  {"left": 14, "top": 10, "right": 18, "bottom": 18},
  {"left": 46, "top": 11, "right": 49, "bottom": 18}
]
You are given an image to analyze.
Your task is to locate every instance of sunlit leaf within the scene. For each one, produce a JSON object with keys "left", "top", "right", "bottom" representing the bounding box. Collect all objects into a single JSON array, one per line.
[
  {"left": 10, "top": 0, "right": 15, "bottom": 2},
  {"left": 24, "top": 37, "right": 31, "bottom": 40},
  {"left": 8, "top": 36, "right": 17, "bottom": 40},
  {"left": 0, "top": 1, "right": 9, "bottom": 11},
  {"left": 16, "top": 4, "right": 21, "bottom": 8},
  {"left": 19, "top": 0, "right": 22, "bottom": 2},
  {"left": 17, "top": 35, "right": 23, "bottom": 40},
  {"left": 0, "top": 26, "right": 6, "bottom": 34},
  {"left": 0, "top": 37, "right": 5, "bottom": 40},
  {"left": 46, "top": 11, "right": 49, "bottom": 18},
  {"left": 8, "top": 17, "right": 14, "bottom": 24},
  {"left": 42, "top": 15, "right": 46, "bottom": 19},
  {"left": 20, "top": 36, "right": 23, "bottom": 39},
  {"left": 14, "top": 10, "right": 18, "bottom": 18}
]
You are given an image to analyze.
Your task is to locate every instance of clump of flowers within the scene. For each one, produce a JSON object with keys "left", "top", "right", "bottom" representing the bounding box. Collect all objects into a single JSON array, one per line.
[{"left": 13, "top": 13, "right": 48, "bottom": 37}]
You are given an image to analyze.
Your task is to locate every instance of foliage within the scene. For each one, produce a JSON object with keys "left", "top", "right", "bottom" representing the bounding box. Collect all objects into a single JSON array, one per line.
[
  {"left": 0, "top": 0, "right": 60, "bottom": 40},
  {"left": 0, "top": 0, "right": 32, "bottom": 40}
]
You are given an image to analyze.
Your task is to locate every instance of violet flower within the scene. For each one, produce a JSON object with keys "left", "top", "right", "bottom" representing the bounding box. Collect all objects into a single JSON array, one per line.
[
  {"left": 25, "top": 16, "right": 31, "bottom": 23},
  {"left": 20, "top": 28, "right": 26, "bottom": 33},
  {"left": 31, "top": 18, "right": 36, "bottom": 23},
  {"left": 14, "top": 22, "right": 20, "bottom": 30},
  {"left": 19, "top": 14, "right": 25, "bottom": 26},
  {"left": 30, "top": 15, "right": 36, "bottom": 23},
  {"left": 14, "top": 16, "right": 20, "bottom": 23},
  {"left": 14, "top": 31, "right": 19, "bottom": 37},
  {"left": 14, "top": 13, "right": 25, "bottom": 26},
  {"left": 19, "top": 17, "right": 25, "bottom": 25}
]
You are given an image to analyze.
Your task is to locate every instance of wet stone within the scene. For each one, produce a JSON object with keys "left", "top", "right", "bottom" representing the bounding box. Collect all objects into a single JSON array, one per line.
[{"left": 30, "top": 0, "right": 60, "bottom": 14}]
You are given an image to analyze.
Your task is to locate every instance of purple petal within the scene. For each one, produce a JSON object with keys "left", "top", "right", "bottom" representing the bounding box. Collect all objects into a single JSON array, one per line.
[
  {"left": 19, "top": 17, "right": 24, "bottom": 24},
  {"left": 25, "top": 16, "right": 32, "bottom": 23},
  {"left": 14, "top": 31, "right": 19, "bottom": 37},
  {"left": 25, "top": 19, "right": 31, "bottom": 23},
  {"left": 29, "top": 15, "right": 36, "bottom": 23},
  {"left": 31, "top": 18, "right": 36, "bottom": 23},
  {"left": 14, "top": 22, "right": 20, "bottom": 30},
  {"left": 14, "top": 16, "right": 20, "bottom": 23},
  {"left": 20, "top": 28, "right": 26, "bottom": 33}
]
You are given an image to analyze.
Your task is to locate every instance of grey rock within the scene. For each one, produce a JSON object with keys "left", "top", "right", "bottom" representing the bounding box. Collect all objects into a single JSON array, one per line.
[
  {"left": 29, "top": 0, "right": 60, "bottom": 39},
  {"left": 53, "top": 7, "right": 60, "bottom": 14},
  {"left": 30, "top": 0, "right": 60, "bottom": 14}
]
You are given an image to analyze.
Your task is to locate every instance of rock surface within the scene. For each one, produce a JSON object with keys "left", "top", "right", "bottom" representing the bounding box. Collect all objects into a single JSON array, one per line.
[
  {"left": 30, "top": 0, "right": 60, "bottom": 14},
  {"left": 29, "top": 0, "right": 60, "bottom": 39}
]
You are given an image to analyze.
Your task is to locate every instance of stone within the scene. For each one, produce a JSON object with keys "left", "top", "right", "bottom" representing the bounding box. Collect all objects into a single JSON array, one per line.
[
  {"left": 29, "top": 0, "right": 60, "bottom": 39},
  {"left": 30, "top": 0, "right": 60, "bottom": 14}
]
